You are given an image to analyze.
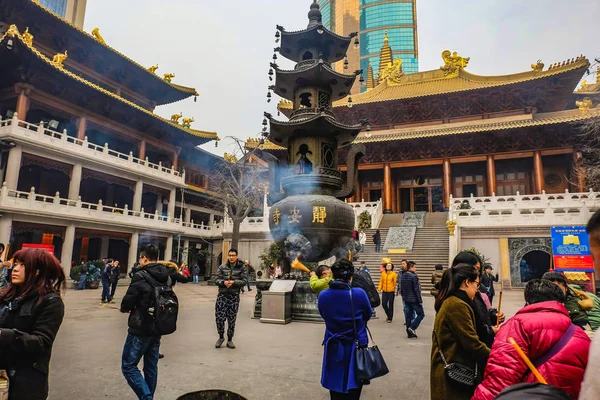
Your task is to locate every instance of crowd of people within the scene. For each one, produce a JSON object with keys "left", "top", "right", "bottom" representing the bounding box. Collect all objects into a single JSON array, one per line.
[{"left": 2, "top": 208, "right": 600, "bottom": 399}]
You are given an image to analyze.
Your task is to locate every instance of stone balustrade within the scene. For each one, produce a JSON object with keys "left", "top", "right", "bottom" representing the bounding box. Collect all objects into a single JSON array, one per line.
[
  {"left": 0, "top": 115, "right": 185, "bottom": 185},
  {"left": 349, "top": 199, "right": 383, "bottom": 228},
  {"left": 449, "top": 190, "right": 600, "bottom": 227},
  {"left": 0, "top": 184, "right": 222, "bottom": 238}
]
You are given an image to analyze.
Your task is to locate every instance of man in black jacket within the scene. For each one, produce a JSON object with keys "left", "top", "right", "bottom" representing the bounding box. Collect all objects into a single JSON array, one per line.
[
  {"left": 120, "top": 244, "right": 170, "bottom": 400},
  {"left": 400, "top": 261, "right": 424, "bottom": 339},
  {"left": 214, "top": 248, "right": 247, "bottom": 349}
]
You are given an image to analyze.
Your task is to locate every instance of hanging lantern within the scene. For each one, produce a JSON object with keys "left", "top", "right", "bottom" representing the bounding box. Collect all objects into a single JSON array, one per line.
[
  {"left": 354, "top": 37, "right": 360, "bottom": 50},
  {"left": 273, "top": 53, "right": 277, "bottom": 61},
  {"left": 194, "top": 96, "right": 197, "bottom": 103},
  {"left": 359, "top": 74, "right": 365, "bottom": 84},
  {"left": 262, "top": 118, "right": 268, "bottom": 127},
  {"left": 344, "top": 56, "right": 349, "bottom": 70},
  {"left": 260, "top": 138, "right": 265, "bottom": 145},
  {"left": 275, "top": 31, "right": 280, "bottom": 43},
  {"left": 267, "top": 91, "right": 272, "bottom": 103},
  {"left": 268, "top": 68, "right": 274, "bottom": 81},
  {"left": 347, "top": 96, "right": 353, "bottom": 108}
]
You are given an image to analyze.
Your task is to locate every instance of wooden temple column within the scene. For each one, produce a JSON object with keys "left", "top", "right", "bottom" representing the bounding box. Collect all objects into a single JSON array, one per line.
[
  {"left": 443, "top": 159, "right": 452, "bottom": 208},
  {"left": 77, "top": 116, "right": 87, "bottom": 140},
  {"left": 533, "top": 151, "right": 544, "bottom": 194},
  {"left": 355, "top": 174, "right": 362, "bottom": 202},
  {"left": 173, "top": 147, "right": 181, "bottom": 171},
  {"left": 15, "top": 87, "right": 31, "bottom": 121},
  {"left": 391, "top": 178, "right": 398, "bottom": 213},
  {"left": 573, "top": 150, "right": 586, "bottom": 192},
  {"left": 77, "top": 117, "right": 87, "bottom": 140},
  {"left": 383, "top": 163, "right": 392, "bottom": 213},
  {"left": 138, "top": 140, "right": 146, "bottom": 160},
  {"left": 486, "top": 155, "right": 496, "bottom": 196}
]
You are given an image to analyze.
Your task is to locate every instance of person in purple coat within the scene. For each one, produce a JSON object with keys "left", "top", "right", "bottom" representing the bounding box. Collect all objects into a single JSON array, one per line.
[{"left": 318, "top": 258, "right": 372, "bottom": 399}]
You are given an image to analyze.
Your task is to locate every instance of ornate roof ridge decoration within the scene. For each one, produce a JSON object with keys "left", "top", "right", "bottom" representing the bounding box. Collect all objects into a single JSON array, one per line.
[
  {"left": 277, "top": 23, "right": 357, "bottom": 41},
  {"left": 331, "top": 54, "right": 590, "bottom": 107},
  {"left": 265, "top": 111, "right": 364, "bottom": 130},
  {"left": 575, "top": 66, "right": 600, "bottom": 94},
  {"left": 0, "top": 26, "right": 217, "bottom": 140},
  {"left": 440, "top": 50, "right": 470, "bottom": 78},
  {"left": 245, "top": 138, "right": 286, "bottom": 151},
  {"left": 354, "top": 107, "right": 600, "bottom": 143},
  {"left": 27, "top": 0, "right": 199, "bottom": 98}
]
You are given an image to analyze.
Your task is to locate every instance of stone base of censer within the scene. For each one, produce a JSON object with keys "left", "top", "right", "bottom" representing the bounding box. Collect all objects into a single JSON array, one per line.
[{"left": 253, "top": 279, "right": 323, "bottom": 323}]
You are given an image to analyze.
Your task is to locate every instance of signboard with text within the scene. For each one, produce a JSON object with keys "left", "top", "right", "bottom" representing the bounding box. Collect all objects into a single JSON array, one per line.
[{"left": 551, "top": 226, "right": 594, "bottom": 272}]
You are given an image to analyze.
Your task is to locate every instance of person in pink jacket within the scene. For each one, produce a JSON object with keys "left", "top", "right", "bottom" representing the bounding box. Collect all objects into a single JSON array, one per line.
[{"left": 472, "top": 279, "right": 590, "bottom": 400}]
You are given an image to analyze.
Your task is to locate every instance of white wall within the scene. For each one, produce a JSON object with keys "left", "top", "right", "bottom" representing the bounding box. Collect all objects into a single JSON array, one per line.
[{"left": 460, "top": 238, "right": 502, "bottom": 277}]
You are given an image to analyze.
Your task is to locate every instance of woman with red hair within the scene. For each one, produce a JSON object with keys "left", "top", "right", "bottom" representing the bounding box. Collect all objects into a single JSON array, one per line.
[{"left": 0, "top": 248, "right": 66, "bottom": 400}]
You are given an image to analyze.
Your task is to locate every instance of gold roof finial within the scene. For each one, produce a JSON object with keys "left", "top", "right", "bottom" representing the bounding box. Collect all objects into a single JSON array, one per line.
[
  {"left": 148, "top": 64, "right": 159, "bottom": 74},
  {"left": 223, "top": 153, "right": 238, "bottom": 163},
  {"left": 181, "top": 117, "right": 194, "bottom": 129},
  {"left": 91, "top": 28, "right": 106, "bottom": 45},
  {"left": 51, "top": 50, "right": 68, "bottom": 68},
  {"left": 377, "top": 30, "right": 393, "bottom": 84},
  {"left": 440, "top": 50, "right": 470, "bottom": 78},
  {"left": 580, "top": 80, "right": 589, "bottom": 91},
  {"left": 366, "top": 63, "right": 375, "bottom": 90},
  {"left": 576, "top": 97, "right": 593, "bottom": 113},
  {"left": 6, "top": 24, "right": 19, "bottom": 38},
  {"left": 22, "top": 27, "right": 34, "bottom": 46},
  {"left": 531, "top": 60, "right": 544, "bottom": 72},
  {"left": 163, "top": 73, "right": 175, "bottom": 83}
]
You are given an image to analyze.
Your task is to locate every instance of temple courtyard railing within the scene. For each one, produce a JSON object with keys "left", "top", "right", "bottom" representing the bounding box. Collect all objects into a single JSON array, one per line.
[
  {"left": 0, "top": 184, "right": 222, "bottom": 238},
  {"left": 0, "top": 115, "right": 185, "bottom": 186}
]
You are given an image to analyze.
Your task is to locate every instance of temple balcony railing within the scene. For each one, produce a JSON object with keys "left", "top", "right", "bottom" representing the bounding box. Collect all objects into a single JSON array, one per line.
[
  {"left": 0, "top": 115, "right": 185, "bottom": 186},
  {"left": 449, "top": 190, "right": 600, "bottom": 228},
  {"left": 0, "top": 184, "right": 223, "bottom": 238},
  {"left": 348, "top": 199, "right": 383, "bottom": 228}
]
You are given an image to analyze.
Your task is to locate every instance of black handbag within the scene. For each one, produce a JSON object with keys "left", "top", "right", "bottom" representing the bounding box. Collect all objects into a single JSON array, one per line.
[
  {"left": 349, "top": 288, "right": 389, "bottom": 382},
  {"left": 433, "top": 330, "right": 478, "bottom": 389}
]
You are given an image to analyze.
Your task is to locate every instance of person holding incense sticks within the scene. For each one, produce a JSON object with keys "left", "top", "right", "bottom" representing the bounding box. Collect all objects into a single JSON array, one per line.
[{"left": 471, "top": 279, "right": 590, "bottom": 400}]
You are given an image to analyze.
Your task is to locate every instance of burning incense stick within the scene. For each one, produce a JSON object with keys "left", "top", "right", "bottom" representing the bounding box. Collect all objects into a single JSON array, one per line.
[{"left": 509, "top": 337, "right": 547, "bottom": 384}]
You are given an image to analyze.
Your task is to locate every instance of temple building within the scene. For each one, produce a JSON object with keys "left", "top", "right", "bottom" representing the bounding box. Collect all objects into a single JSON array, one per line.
[
  {"left": 0, "top": 0, "right": 224, "bottom": 275},
  {"left": 248, "top": 27, "right": 600, "bottom": 290}
]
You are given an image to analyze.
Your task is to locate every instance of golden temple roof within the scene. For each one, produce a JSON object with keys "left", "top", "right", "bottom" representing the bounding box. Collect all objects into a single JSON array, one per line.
[
  {"left": 250, "top": 107, "right": 600, "bottom": 148},
  {"left": 27, "top": 0, "right": 199, "bottom": 99},
  {"left": 355, "top": 107, "right": 600, "bottom": 143},
  {"left": 331, "top": 55, "right": 590, "bottom": 107},
  {"left": 1, "top": 26, "right": 217, "bottom": 140}
]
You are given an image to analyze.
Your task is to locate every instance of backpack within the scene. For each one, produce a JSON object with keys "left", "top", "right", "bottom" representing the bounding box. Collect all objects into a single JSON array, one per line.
[
  {"left": 352, "top": 269, "right": 381, "bottom": 308},
  {"left": 140, "top": 271, "right": 179, "bottom": 335}
]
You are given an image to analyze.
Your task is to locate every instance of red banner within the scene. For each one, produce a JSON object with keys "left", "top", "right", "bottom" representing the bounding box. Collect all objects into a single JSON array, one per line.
[
  {"left": 22, "top": 243, "right": 55, "bottom": 256},
  {"left": 553, "top": 255, "right": 594, "bottom": 272}
]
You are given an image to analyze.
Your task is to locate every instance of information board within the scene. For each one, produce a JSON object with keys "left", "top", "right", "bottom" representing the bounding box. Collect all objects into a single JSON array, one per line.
[{"left": 550, "top": 226, "right": 594, "bottom": 272}]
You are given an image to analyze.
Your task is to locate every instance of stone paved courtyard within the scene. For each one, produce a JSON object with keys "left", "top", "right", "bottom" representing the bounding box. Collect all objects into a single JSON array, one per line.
[{"left": 48, "top": 283, "right": 525, "bottom": 400}]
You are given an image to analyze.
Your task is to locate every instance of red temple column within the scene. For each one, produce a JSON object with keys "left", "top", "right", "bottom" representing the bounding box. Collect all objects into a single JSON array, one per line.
[
  {"left": 77, "top": 116, "right": 87, "bottom": 141},
  {"left": 383, "top": 163, "right": 392, "bottom": 213},
  {"left": 15, "top": 90, "right": 29, "bottom": 121},
  {"left": 486, "top": 155, "right": 496, "bottom": 196},
  {"left": 533, "top": 151, "right": 544, "bottom": 194},
  {"left": 443, "top": 159, "right": 452, "bottom": 207},
  {"left": 139, "top": 140, "right": 146, "bottom": 160}
]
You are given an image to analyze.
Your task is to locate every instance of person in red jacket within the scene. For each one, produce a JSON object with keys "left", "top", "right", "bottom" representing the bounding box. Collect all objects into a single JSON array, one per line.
[{"left": 472, "top": 279, "right": 590, "bottom": 400}]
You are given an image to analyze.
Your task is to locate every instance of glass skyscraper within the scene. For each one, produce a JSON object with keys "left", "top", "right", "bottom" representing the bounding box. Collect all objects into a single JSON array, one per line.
[
  {"left": 319, "top": 0, "right": 418, "bottom": 93},
  {"left": 40, "top": 0, "right": 68, "bottom": 18}
]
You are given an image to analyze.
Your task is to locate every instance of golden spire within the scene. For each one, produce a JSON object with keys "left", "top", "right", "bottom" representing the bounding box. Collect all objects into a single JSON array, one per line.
[
  {"left": 366, "top": 63, "right": 375, "bottom": 90},
  {"left": 377, "top": 30, "right": 393, "bottom": 84}
]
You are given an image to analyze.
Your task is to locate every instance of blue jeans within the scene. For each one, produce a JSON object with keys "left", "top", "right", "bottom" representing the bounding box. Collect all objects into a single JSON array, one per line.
[
  {"left": 193, "top": 275, "right": 199, "bottom": 284},
  {"left": 101, "top": 280, "right": 111, "bottom": 301},
  {"left": 405, "top": 302, "right": 425, "bottom": 331},
  {"left": 122, "top": 333, "right": 161, "bottom": 400},
  {"left": 77, "top": 273, "right": 87, "bottom": 290},
  {"left": 403, "top": 301, "right": 415, "bottom": 326}
]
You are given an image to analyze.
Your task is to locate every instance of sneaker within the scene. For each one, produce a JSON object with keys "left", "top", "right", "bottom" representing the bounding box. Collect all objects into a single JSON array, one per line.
[
  {"left": 407, "top": 328, "right": 418, "bottom": 338},
  {"left": 215, "top": 338, "right": 224, "bottom": 348},
  {"left": 226, "top": 340, "right": 236, "bottom": 349}
]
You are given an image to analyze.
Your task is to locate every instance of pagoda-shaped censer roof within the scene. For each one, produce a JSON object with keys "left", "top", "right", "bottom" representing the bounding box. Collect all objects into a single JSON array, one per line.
[
  {"left": 265, "top": 112, "right": 364, "bottom": 148},
  {"left": 277, "top": 1, "right": 357, "bottom": 64},
  {"left": 272, "top": 59, "right": 361, "bottom": 102}
]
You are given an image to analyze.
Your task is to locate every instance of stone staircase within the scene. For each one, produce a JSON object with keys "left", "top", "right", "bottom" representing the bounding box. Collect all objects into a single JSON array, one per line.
[{"left": 359, "top": 212, "right": 449, "bottom": 293}]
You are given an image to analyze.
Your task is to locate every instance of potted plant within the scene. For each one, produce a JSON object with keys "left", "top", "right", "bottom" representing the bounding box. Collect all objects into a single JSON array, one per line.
[{"left": 357, "top": 211, "right": 372, "bottom": 229}]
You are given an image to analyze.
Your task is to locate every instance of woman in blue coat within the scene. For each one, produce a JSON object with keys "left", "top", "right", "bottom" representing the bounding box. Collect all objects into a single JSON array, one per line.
[{"left": 318, "top": 258, "right": 372, "bottom": 399}]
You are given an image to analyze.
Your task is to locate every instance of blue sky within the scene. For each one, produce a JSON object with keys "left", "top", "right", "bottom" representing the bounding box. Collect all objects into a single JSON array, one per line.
[{"left": 84, "top": 0, "right": 600, "bottom": 156}]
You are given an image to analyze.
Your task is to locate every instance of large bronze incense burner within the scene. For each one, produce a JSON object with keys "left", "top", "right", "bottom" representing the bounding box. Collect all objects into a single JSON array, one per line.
[{"left": 265, "top": 1, "right": 367, "bottom": 268}]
